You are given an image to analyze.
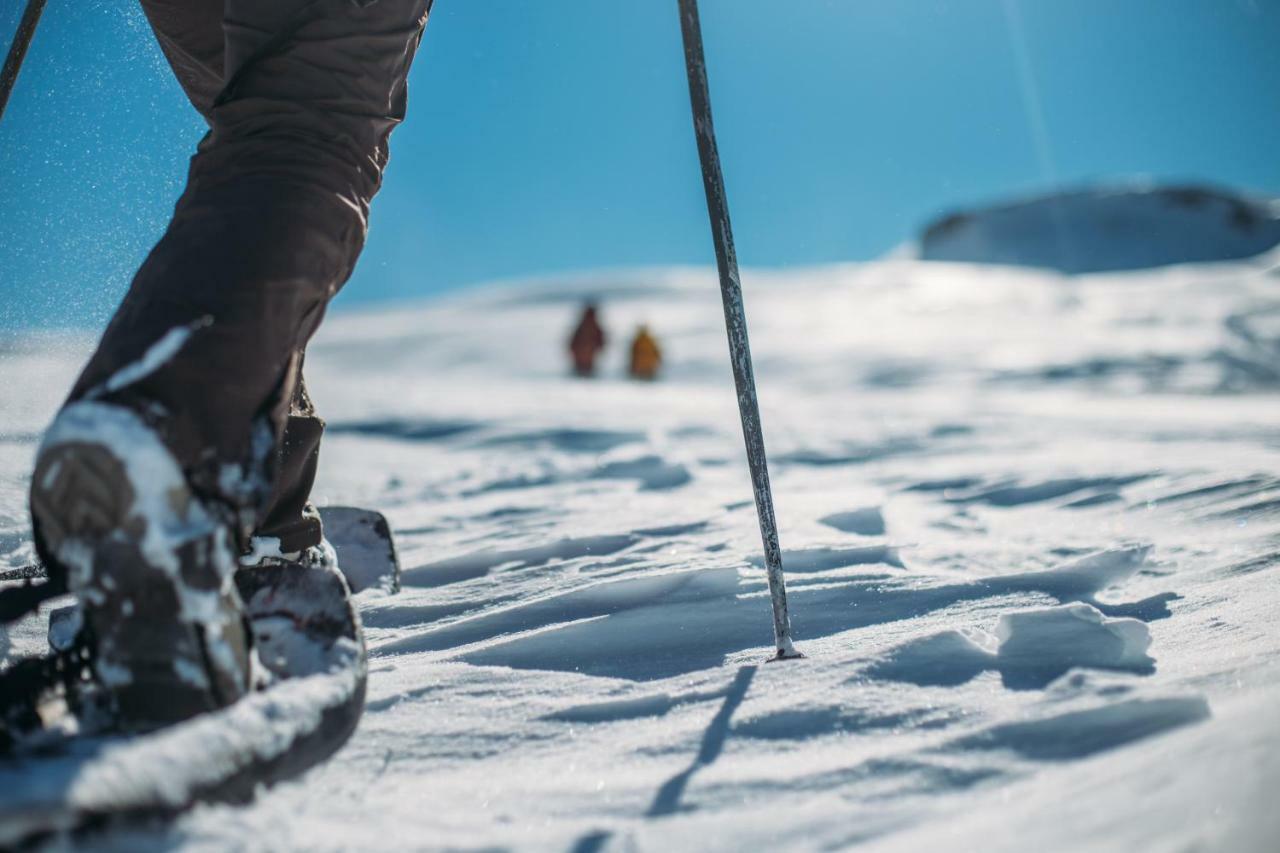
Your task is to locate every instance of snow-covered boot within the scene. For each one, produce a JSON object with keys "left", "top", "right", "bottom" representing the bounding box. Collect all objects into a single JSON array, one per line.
[
  {"left": 236, "top": 538, "right": 365, "bottom": 685},
  {"left": 28, "top": 402, "right": 251, "bottom": 730}
]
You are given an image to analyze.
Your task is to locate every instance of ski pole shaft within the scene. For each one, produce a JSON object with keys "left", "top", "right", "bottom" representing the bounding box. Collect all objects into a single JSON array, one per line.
[
  {"left": 0, "top": 0, "right": 47, "bottom": 125},
  {"left": 677, "top": 0, "right": 799, "bottom": 660}
]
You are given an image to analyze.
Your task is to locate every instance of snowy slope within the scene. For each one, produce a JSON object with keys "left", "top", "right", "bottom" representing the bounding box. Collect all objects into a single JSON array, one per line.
[
  {"left": 919, "top": 185, "right": 1280, "bottom": 273},
  {"left": 3, "top": 253, "right": 1280, "bottom": 850}
]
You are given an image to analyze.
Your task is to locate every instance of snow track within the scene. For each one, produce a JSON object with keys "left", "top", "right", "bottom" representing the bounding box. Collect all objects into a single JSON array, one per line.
[{"left": 3, "top": 257, "right": 1279, "bottom": 849}]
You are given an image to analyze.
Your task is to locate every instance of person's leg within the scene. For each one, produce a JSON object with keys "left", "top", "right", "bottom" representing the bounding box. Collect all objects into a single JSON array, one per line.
[
  {"left": 139, "top": 0, "right": 224, "bottom": 121},
  {"left": 137, "top": 0, "right": 324, "bottom": 556},
  {"left": 217, "top": 0, "right": 434, "bottom": 554},
  {"left": 63, "top": 0, "right": 430, "bottom": 548},
  {"left": 32, "top": 0, "right": 432, "bottom": 724}
]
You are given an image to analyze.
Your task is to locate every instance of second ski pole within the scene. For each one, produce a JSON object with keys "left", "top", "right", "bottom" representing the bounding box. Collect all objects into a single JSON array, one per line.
[
  {"left": 0, "top": 0, "right": 48, "bottom": 125},
  {"left": 677, "top": 0, "right": 800, "bottom": 660}
]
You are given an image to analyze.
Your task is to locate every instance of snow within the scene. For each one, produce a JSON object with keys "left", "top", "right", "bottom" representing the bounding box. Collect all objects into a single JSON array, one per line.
[
  {"left": 95, "top": 320, "right": 199, "bottom": 397},
  {"left": 819, "top": 506, "right": 885, "bottom": 536},
  {"left": 241, "top": 535, "right": 287, "bottom": 566},
  {"left": 3, "top": 250, "right": 1280, "bottom": 849},
  {"left": 872, "top": 602, "right": 1154, "bottom": 690}
]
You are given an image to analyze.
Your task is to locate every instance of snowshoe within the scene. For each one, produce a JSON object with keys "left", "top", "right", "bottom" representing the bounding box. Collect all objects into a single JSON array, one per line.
[{"left": 0, "top": 500, "right": 400, "bottom": 846}]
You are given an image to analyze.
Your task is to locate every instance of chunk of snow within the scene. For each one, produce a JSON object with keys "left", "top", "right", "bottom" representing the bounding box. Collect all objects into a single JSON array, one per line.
[
  {"left": 98, "top": 324, "right": 196, "bottom": 396},
  {"left": 995, "top": 603, "right": 1153, "bottom": 676}
]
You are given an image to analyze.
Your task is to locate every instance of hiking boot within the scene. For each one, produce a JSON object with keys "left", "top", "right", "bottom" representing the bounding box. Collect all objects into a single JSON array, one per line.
[
  {"left": 29, "top": 402, "right": 251, "bottom": 730},
  {"left": 236, "top": 539, "right": 365, "bottom": 683}
]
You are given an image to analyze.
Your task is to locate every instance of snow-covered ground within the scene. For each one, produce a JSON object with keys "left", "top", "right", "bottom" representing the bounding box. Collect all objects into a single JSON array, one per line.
[{"left": 3, "top": 252, "right": 1280, "bottom": 850}]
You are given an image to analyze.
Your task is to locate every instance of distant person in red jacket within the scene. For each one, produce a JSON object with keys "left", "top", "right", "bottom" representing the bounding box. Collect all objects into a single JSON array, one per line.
[{"left": 568, "top": 303, "right": 607, "bottom": 377}]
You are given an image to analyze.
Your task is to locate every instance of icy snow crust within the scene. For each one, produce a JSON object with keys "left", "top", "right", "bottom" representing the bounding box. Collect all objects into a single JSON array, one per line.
[{"left": 3, "top": 256, "right": 1280, "bottom": 849}]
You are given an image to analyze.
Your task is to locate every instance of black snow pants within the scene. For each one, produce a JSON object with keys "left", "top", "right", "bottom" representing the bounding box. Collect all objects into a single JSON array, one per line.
[{"left": 60, "top": 0, "right": 431, "bottom": 553}]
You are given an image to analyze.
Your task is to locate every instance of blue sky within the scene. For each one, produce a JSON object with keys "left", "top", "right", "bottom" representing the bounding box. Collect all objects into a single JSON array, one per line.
[{"left": 1, "top": 0, "right": 1277, "bottom": 328}]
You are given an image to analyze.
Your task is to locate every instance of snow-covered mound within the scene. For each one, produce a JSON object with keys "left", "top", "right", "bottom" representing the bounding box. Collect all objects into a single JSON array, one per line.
[
  {"left": 3, "top": 256, "right": 1279, "bottom": 850},
  {"left": 919, "top": 184, "right": 1280, "bottom": 273}
]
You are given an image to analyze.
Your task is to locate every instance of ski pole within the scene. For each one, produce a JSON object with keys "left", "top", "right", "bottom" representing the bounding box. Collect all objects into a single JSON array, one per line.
[
  {"left": 0, "top": 0, "right": 47, "bottom": 125},
  {"left": 677, "top": 0, "right": 800, "bottom": 661}
]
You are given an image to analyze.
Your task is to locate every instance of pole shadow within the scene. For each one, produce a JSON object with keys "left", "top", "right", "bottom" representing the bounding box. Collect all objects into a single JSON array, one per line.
[{"left": 645, "top": 664, "right": 756, "bottom": 818}]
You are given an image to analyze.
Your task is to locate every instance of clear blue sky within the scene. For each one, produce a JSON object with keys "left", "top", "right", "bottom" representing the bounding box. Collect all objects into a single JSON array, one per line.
[{"left": 1, "top": 0, "right": 1277, "bottom": 328}]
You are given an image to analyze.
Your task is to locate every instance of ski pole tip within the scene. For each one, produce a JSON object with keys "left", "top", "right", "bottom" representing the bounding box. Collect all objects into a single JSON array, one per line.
[{"left": 768, "top": 642, "right": 805, "bottom": 662}]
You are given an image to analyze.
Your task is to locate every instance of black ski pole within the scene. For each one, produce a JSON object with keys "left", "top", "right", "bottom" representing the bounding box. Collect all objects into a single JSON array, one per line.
[
  {"left": 0, "top": 0, "right": 48, "bottom": 125},
  {"left": 677, "top": 0, "right": 800, "bottom": 661}
]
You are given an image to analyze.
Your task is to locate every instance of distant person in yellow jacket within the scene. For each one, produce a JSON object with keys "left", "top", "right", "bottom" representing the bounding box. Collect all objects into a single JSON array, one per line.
[{"left": 629, "top": 325, "right": 663, "bottom": 380}]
